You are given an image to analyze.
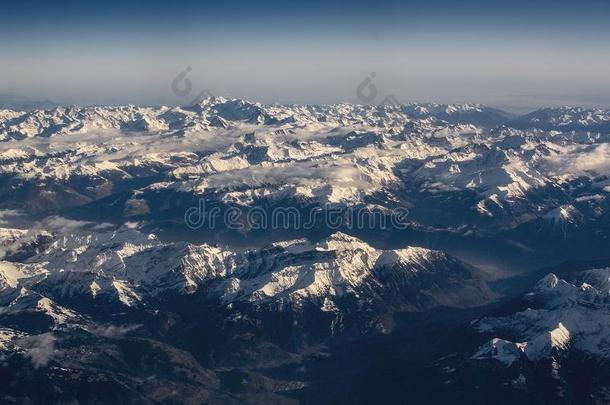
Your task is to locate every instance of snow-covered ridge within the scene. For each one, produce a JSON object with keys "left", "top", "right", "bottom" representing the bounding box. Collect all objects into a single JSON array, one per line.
[
  {"left": 4, "top": 98, "right": 610, "bottom": 400},
  {"left": 0, "top": 226, "right": 492, "bottom": 312},
  {"left": 473, "top": 268, "right": 610, "bottom": 365},
  {"left": 504, "top": 106, "right": 610, "bottom": 132},
  {"left": 0, "top": 97, "right": 512, "bottom": 142},
  {"left": 3, "top": 100, "right": 608, "bottom": 143},
  {"left": 1, "top": 98, "right": 610, "bottom": 237}
]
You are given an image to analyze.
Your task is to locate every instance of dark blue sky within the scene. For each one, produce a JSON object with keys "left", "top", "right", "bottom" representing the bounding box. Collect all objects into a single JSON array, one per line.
[
  {"left": 3, "top": 0, "right": 610, "bottom": 37},
  {"left": 3, "top": 0, "right": 609, "bottom": 23},
  {"left": 2, "top": 0, "right": 610, "bottom": 111}
]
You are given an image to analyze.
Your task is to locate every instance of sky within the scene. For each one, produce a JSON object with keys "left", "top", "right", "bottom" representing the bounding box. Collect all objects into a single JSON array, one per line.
[{"left": 1, "top": 0, "right": 610, "bottom": 113}]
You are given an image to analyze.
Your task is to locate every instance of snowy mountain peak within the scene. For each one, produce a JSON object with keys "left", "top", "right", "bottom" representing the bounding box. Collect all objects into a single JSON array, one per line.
[{"left": 474, "top": 268, "right": 610, "bottom": 365}]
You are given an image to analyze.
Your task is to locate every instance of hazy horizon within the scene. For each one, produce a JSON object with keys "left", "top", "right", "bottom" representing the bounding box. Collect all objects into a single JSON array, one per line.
[{"left": 2, "top": 0, "right": 610, "bottom": 113}]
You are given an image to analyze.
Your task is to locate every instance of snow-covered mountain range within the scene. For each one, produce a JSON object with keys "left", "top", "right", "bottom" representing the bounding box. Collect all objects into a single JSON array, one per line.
[
  {"left": 0, "top": 223, "right": 492, "bottom": 333},
  {"left": 1, "top": 98, "right": 609, "bottom": 250},
  {"left": 473, "top": 268, "right": 610, "bottom": 365},
  {"left": 1, "top": 98, "right": 610, "bottom": 403}
]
